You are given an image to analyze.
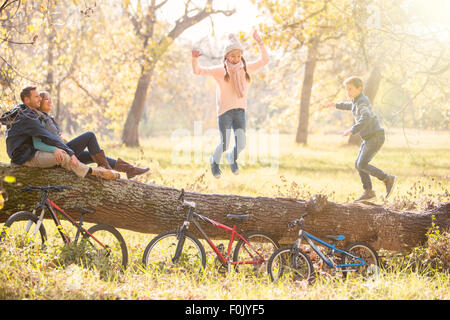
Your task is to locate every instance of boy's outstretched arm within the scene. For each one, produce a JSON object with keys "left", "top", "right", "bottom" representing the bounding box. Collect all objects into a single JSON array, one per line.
[
  {"left": 335, "top": 102, "right": 352, "bottom": 110},
  {"left": 324, "top": 102, "right": 352, "bottom": 110}
]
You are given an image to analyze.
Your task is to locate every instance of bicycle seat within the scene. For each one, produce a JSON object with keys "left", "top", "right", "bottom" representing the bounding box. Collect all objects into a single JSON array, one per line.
[
  {"left": 74, "top": 206, "right": 95, "bottom": 214},
  {"left": 325, "top": 235, "right": 345, "bottom": 241},
  {"left": 226, "top": 214, "right": 250, "bottom": 220}
]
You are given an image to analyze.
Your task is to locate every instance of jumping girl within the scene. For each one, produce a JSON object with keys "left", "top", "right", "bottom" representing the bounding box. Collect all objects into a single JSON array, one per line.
[{"left": 191, "top": 30, "right": 269, "bottom": 178}]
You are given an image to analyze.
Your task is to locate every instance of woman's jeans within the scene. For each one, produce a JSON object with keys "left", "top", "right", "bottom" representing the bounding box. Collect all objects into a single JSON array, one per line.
[
  {"left": 355, "top": 130, "right": 388, "bottom": 190},
  {"left": 66, "top": 132, "right": 116, "bottom": 168},
  {"left": 212, "top": 108, "right": 246, "bottom": 164}
]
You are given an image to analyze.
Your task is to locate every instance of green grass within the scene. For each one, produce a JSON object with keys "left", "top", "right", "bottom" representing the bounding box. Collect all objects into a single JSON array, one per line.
[{"left": 0, "top": 128, "right": 449, "bottom": 299}]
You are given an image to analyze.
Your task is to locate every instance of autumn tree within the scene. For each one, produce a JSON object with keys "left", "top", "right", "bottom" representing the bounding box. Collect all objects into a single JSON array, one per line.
[
  {"left": 120, "top": 0, "right": 235, "bottom": 146},
  {"left": 253, "top": 0, "right": 354, "bottom": 144}
]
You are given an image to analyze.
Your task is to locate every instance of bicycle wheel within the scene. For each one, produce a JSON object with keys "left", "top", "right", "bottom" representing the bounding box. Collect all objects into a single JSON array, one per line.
[
  {"left": 267, "top": 246, "right": 314, "bottom": 282},
  {"left": 341, "top": 241, "right": 379, "bottom": 279},
  {"left": 81, "top": 224, "right": 128, "bottom": 271},
  {"left": 232, "top": 231, "right": 279, "bottom": 275},
  {"left": 142, "top": 230, "right": 206, "bottom": 274},
  {"left": 0, "top": 211, "right": 47, "bottom": 249}
]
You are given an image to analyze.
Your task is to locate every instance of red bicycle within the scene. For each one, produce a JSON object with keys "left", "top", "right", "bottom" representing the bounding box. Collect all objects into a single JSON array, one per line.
[
  {"left": 142, "top": 189, "right": 279, "bottom": 274},
  {"left": 0, "top": 185, "right": 128, "bottom": 271}
]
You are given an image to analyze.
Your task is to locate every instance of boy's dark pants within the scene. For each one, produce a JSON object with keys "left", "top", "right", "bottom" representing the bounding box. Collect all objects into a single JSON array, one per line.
[{"left": 355, "top": 130, "right": 388, "bottom": 190}]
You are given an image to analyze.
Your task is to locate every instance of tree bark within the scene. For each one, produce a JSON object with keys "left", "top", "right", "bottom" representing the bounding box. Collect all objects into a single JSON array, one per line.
[
  {"left": 1, "top": 163, "right": 448, "bottom": 252},
  {"left": 121, "top": 68, "right": 153, "bottom": 147},
  {"left": 296, "top": 37, "right": 319, "bottom": 144}
]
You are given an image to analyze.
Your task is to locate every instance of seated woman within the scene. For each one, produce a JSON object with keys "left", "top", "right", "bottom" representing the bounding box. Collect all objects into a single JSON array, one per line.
[{"left": 34, "top": 91, "right": 149, "bottom": 179}]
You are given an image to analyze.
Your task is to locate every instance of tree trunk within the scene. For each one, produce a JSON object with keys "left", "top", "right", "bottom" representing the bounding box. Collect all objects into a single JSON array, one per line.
[
  {"left": 121, "top": 68, "right": 153, "bottom": 147},
  {"left": 296, "top": 37, "right": 320, "bottom": 144},
  {"left": 1, "top": 163, "right": 448, "bottom": 252}
]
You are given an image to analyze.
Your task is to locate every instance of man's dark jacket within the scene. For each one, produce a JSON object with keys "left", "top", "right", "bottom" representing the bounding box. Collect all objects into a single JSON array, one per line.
[{"left": 0, "top": 104, "right": 74, "bottom": 165}]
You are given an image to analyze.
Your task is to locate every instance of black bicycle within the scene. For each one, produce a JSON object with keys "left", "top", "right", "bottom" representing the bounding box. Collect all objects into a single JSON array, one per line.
[
  {"left": 0, "top": 185, "right": 128, "bottom": 271},
  {"left": 142, "top": 189, "right": 279, "bottom": 274}
]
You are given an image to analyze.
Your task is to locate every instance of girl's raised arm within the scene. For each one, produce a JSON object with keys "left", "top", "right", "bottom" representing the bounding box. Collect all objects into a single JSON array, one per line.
[
  {"left": 246, "top": 30, "right": 270, "bottom": 73},
  {"left": 192, "top": 50, "right": 222, "bottom": 76}
]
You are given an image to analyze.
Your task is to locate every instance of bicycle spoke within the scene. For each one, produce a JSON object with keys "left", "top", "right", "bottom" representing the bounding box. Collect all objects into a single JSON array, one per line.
[
  {"left": 81, "top": 227, "right": 127, "bottom": 273},
  {"left": 143, "top": 231, "right": 205, "bottom": 274},
  {"left": 233, "top": 232, "right": 278, "bottom": 276}
]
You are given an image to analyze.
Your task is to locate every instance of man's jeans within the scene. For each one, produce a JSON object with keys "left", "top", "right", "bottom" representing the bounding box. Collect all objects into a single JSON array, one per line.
[
  {"left": 212, "top": 108, "right": 246, "bottom": 164},
  {"left": 355, "top": 130, "right": 388, "bottom": 190}
]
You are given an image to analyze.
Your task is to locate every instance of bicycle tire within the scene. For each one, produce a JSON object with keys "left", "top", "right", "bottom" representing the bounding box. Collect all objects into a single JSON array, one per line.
[
  {"left": 267, "top": 245, "right": 314, "bottom": 282},
  {"left": 142, "top": 230, "right": 206, "bottom": 273},
  {"left": 341, "top": 241, "right": 379, "bottom": 279},
  {"left": 83, "top": 224, "right": 129, "bottom": 271},
  {"left": 0, "top": 211, "right": 47, "bottom": 248},
  {"left": 232, "top": 231, "right": 279, "bottom": 274}
]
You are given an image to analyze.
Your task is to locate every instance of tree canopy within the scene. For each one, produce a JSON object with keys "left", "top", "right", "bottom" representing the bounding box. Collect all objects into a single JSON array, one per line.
[{"left": 1, "top": 0, "right": 448, "bottom": 143}]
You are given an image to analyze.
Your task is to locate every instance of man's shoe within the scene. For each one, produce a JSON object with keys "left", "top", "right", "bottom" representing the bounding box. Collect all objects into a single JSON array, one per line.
[
  {"left": 383, "top": 175, "right": 396, "bottom": 199},
  {"left": 210, "top": 156, "right": 222, "bottom": 178},
  {"left": 91, "top": 167, "right": 120, "bottom": 180},
  {"left": 225, "top": 152, "right": 239, "bottom": 175},
  {"left": 354, "top": 189, "right": 376, "bottom": 202}
]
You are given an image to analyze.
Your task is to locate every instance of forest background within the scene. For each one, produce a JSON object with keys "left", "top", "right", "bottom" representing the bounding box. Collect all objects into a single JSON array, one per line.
[
  {"left": 0, "top": 0, "right": 449, "bottom": 301},
  {"left": 1, "top": 0, "right": 448, "bottom": 148}
]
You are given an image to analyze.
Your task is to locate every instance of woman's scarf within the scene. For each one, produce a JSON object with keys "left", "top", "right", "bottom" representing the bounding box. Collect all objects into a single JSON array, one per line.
[
  {"left": 225, "top": 60, "right": 246, "bottom": 98},
  {"left": 36, "top": 110, "right": 62, "bottom": 137}
]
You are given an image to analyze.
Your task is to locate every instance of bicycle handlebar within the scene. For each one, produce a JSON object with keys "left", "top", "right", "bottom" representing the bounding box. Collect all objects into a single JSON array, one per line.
[
  {"left": 177, "top": 188, "right": 196, "bottom": 210},
  {"left": 288, "top": 212, "right": 308, "bottom": 230},
  {"left": 178, "top": 188, "right": 185, "bottom": 202},
  {"left": 21, "top": 185, "right": 72, "bottom": 193}
]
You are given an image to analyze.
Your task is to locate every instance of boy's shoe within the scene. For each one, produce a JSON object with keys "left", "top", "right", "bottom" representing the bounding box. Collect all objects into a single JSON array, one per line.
[
  {"left": 210, "top": 156, "right": 222, "bottom": 179},
  {"left": 225, "top": 152, "right": 239, "bottom": 175},
  {"left": 383, "top": 175, "right": 396, "bottom": 199},
  {"left": 354, "top": 189, "right": 376, "bottom": 202}
]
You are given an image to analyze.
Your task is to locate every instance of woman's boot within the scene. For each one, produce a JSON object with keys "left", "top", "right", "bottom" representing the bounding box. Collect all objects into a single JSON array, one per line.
[
  {"left": 91, "top": 167, "right": 120, "bottom": 180},
  {"left": 91, "top": 150, "right": 113, "bottom": 169},
  {"left": 113, "top": 158, "right": 149, "bottom": 179}
]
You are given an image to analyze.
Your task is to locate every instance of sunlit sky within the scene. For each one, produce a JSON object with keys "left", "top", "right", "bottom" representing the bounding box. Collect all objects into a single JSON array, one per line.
[{"left": 156, "top": 0, "right": 262, "bottom": 43}]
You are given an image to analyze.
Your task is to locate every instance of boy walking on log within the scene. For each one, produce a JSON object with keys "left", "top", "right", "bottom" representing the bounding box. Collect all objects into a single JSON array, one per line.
[{"left": 325, "top": 76, "right": 396, "bottom": 202}]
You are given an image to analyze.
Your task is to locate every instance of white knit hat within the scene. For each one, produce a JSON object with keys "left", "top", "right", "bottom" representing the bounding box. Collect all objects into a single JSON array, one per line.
[{"left": 223, "top": 34, "right": 244, "bottom": 57}]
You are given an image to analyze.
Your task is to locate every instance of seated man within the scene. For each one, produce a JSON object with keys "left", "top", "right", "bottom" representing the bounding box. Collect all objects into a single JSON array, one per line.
[
  {"left": 0, "top": 86, "right": 119, "bottom": 180},
  {"left": 36, "top": 90, "right": 149, "bottom": 179}
]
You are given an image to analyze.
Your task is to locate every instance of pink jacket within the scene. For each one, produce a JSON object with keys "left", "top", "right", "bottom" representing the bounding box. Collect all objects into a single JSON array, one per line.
[{"left": 192, "top": 43, "right": 270, "bottom": 116}]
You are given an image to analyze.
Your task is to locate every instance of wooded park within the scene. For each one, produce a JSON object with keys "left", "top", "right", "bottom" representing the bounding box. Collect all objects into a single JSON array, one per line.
[{"left": 0, "top": 0, "right": 448, "bottom": 300}]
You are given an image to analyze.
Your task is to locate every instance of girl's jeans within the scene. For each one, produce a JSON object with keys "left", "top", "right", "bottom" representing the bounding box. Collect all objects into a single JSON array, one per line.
[
  {"left": 355, "top": 130, "right": 388, "bottom": 190},
  {"left": 66, "top": 132, "right": 116, "bottom": 168},
  {"left": 212, "top": 108, "right": 246, "bottom": 164}
]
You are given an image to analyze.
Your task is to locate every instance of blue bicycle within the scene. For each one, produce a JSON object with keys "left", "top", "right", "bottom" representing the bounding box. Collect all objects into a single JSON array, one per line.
[{"left": 267, "top": 212, "right": 379, "bottom": 282}]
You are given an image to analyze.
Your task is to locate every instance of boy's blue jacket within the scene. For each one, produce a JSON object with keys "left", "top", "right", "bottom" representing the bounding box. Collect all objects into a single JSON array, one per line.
[
  {"left": 0, "top": 104, "right": 74, "bottom": 165},
  {"left": 336, "top": 93, "right": 384, "bottom": 140}
]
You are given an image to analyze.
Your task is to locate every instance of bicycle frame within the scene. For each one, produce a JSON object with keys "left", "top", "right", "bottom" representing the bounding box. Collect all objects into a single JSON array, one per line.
[
  {"left": 297, "top": 230, "right": 366, "bottom": 269},
  {"left": 28, "top": 192, "right": 107, "bottom": 249},
  {"left": 178, "top": 207, "right": 266, "bottom": 266}
]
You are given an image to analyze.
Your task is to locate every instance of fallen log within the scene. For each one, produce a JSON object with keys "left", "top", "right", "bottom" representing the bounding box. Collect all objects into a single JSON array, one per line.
[{"left": 1, "top": 163, "right": 449, "bottom": 252}]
